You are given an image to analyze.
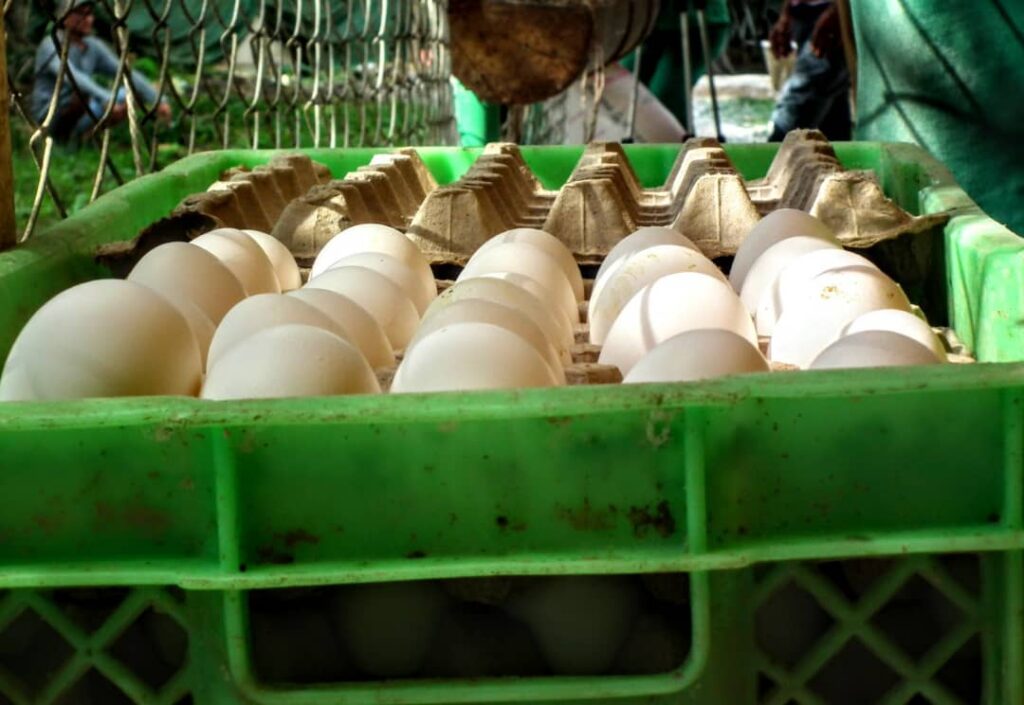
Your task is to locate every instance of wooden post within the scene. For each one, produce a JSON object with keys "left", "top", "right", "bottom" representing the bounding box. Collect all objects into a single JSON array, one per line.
[{"left": 0, "top": 11, "right": 16, "bottom": 250}]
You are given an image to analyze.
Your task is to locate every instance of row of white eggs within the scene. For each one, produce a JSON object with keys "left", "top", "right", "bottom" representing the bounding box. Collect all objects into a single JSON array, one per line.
[
  {"left": 0, "top": 210, "right": 947, "bottom": 401},
  {"left": 0, "top": 228, "right": 301, "bottom": 401},
  {"left": 732, "top": 209, "right": 945, "bottom": 369},
  {"left": 203, "top": 224, "right": 606, "bottom": 396},
  {"left": 0, "top": 225, "right": 425, "bottom": 400},
  {"left": 394, "top": 227, "right": 584, "bottom": 392},
  {"left": 580, "top": 209, "right": 946, "bottom": 384},
  {"left": 203, "top": 222, "right": 442, "bottom": 399},
  {"left": 0, "top": 222, "right": 589, "bottom": 400},
  {"left": 586, "top": 226, "right": 761, "bottom": 380}
]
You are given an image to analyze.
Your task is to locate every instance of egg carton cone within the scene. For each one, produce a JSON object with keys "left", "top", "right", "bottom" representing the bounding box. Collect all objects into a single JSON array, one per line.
[
  {"left": 94, "top": 153, "right": 335, "bottom": 271},
  {"left": 169, "top": 153, "right": 333, "bottom": 236},
  {"left": 747, "top": 129, "right": 841, "bottom": 205},
  {"left": 271, "top": 150, "right": 437, "bottom": 262},
  {"left": 406, "top": 143, "right": 555, "bottom": 261},
  {"left": 748, "top": 130, "right": 947, "bottom": 245}
]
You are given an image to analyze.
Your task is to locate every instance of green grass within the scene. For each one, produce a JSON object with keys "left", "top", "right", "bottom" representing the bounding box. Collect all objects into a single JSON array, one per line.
[
  {"left": 11, "top": 97, "right": 255, "bottom": 237},
  {"left": 10, "top": 92, "right": 429, "bottom": 238},
  {"left": 12, "top": 124, "right": 135, "bottom": 236}
]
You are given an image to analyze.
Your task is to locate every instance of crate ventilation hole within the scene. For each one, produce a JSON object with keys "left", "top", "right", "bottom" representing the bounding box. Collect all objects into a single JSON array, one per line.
[
  {"left": 755, "top": 554, "right": 984, "bottom": 705},
  {"left": 0, "top": 587, "right": 190, "bottom": 704}
]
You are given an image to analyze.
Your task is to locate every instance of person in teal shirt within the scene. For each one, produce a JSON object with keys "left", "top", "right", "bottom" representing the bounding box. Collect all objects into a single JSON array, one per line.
[{"left": 852, "top": 0, "right": 1024, "bottom": 235}]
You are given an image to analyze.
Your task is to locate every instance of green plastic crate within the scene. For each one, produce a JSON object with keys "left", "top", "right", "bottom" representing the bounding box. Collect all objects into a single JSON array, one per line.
[{"left": 0, "top": 142, "right": 1022, "bottom": 704}]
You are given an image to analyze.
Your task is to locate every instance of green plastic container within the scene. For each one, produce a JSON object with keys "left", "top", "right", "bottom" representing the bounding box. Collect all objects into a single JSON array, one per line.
[{"left": 0, "top": 142, "right": 1022, "bottom": 704}]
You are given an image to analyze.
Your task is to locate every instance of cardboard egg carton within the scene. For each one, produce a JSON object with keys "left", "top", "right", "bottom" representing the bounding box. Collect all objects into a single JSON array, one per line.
[
  {"left": 162, "top": 150, "right": 436, "bottom": 263},
  {"left": 402, "top": 131, "right": 941, "bottom": 265},
  {"left": 179, "top": 154, "right": 335, "bottom": 235},
  {"left": 544, "top": 131, "right": 946, "bottom": 260},
  {"left": 157, "top": 131, "right": 943, "bottom": 272},
  {"left": 268, "top": 150, "right": 437, "bottom": 262},
  {"left": 540, "top": 139, "right": 761, "bottom": 261},
  {"left": 746, "top": 130, "right": 947, "bottom": 248},
  {"left": 406, "top": 143, "right": 556, "bottom": 260},
  {"left": 94, "top": 153, "right": 332, "bottom": 271}
]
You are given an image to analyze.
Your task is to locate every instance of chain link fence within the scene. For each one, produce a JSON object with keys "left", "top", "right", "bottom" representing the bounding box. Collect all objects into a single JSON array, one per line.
[{"left": 3, "top": 0, "right": 455, "bottom": 241}]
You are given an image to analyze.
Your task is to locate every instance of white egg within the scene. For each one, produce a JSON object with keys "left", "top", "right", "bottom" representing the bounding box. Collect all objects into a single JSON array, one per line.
[
  {"left": 413, "top": 298, "right": 565, "bottom": 383},
  {"left": 459, "top": 242, "right": 578, "bottom": 324},
  {"left": 739, "top": 235, "right": 840, "bottom": 316},
  {"left": 306, "top": 266, "right": 420, "bottom": 350},
  {"left": 175, "top": 299, "right": 216, "bottom": 367},
  {"left": 311, "top": 224, "right": 435, "bottom": 307},
  {"left": 595, "top": 226, "right": 700, "bottom": 287},
  {"left": 334, "top": 582, "right": 447, "bottom": 678},
  {"left": 126, "top": 246, "right": 221, "bottom": 364},
  {"left": 614, "top": 612, "right": 689, "bottom": 675},
  {"left": 0, "top": 280, "right": 201, "bottom": 400},
  {"left": 478, "top": 272, "right": 576, "bottom": 348},
  {"left": 757, "top": 248, "right": 878, "bottom": 336},
  {"left": 729, "top": 209, "right": 837, "bottom": 291},
  {"left": 207, "top": 293, "right": 347, "bottom": 370},
  {"left": 507, "top": 576, "right": 640, "bottom": 676},
  {"left": 191, "top": 228, "right": 281, "bottom": 295},
  {"left": 588, "top": 244, "right": 727, "bottom": 345},
  {"left": 243, "top": 229, "right": 302, "bottom": 291},
  {"left": 287, "top": 288, "right": 394, "bottom": 369},
  {"left": 476, "top": 228, "right": 584, "bottom": 302},
  {"left": 842, "top": 308, "right": 946, "bottom": 359},
  {"left": 427, "top": 277, "right": 572, "bottom": 361},
  {"left": 769, "top": 269, "right": 913, "bottom": 368},
  {"left": 391, "top": 322, "right": 561, "bottom": 393},
  {"left": 329, "top": 251, "right": 433, "bottom": 314},
  {"left": 624, "top": 329, "right": 769, "bottom": 383},
  {"left": 810, "top": 330, "right": 944, "bottom": 369},
  {"left": 249, "top": 607, "right": 358, "bottom": 682},
  {"left": 127, "top": 241, "right": 246, "bottom": 324},
  {"left": 201, "top": 324, "right": 380, "bottom": 399},
  {"left": 422, "top": 604, "right": 545, "bottom": 677},
  {"left": 599, "top": 272, "right": 756, "bottom": 376}
]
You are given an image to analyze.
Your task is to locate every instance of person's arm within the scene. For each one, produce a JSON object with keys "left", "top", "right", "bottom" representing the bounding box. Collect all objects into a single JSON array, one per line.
[
  {"left": 809, "top": 4, "right": 841, "bottom": 58},
  {"left": 38, "top": 37, "right": 114, "bottom": 108},
  {"left": 87, "top": 37, "right": 163, "bottom": 108},
  {"left": 769, "top": 0, "right": 793, "bottom": 58}
]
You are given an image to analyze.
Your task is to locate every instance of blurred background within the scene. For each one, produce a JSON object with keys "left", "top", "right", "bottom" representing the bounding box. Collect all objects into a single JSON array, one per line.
[{"left": 5, "top": 0, "right": 1022, "bottom": 240}]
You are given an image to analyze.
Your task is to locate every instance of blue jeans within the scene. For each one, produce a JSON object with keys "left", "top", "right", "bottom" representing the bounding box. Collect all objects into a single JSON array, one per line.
[
  {"left": 73, "top": 86, "right": 127, "bottom": 137},
  {"left": 769, "top": 4, "right": 851, "bottom": 141}
]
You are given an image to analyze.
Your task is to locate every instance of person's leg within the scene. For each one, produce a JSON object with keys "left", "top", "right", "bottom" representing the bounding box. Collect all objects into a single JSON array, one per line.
[
  {"left": 818, "top": 88, "right": 852, "bottom": 141},
  {"left": 72, "top": 87, "right": 128, "bottom": 139},
  {"left": 769, "top": 42, "right": 849, "bottom": 140},
  {"left": 51, "top": 93, "right": 88, "bottom": 142}
]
